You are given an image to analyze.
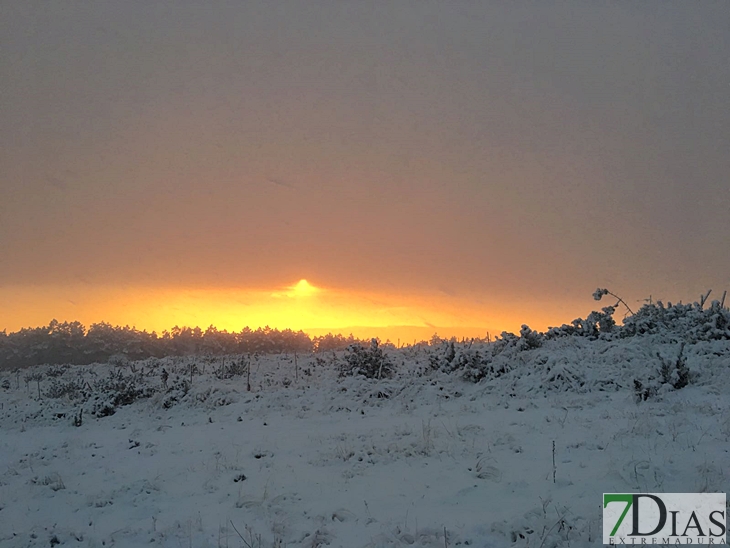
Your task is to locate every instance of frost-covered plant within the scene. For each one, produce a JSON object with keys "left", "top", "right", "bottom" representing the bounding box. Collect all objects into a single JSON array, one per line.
[
  {"left": 91, "top": 399, "right": 117, "bottom": 417},
  {"left": 619, "top": 297, "right": 730, "bottom": 342},
  {"left": 426, "top": 337, "right": 513, "bottom": 383},
  {"left": 457, "top": 347, "right": 504, "bottom": 383},
  {"left": 634, "top": 344, "right": 691, "bottom": 402},
  {"left": 214, "top": 356, "right": 249, "bottom": 379},
  {"left": 591, "top": 306, "right": 616, "bottom": 334},
  {"left": 26, "top": 372, "right": 44, "bottom": 399},
  {"left": 657, "top": 343, "right": 690, "bottom": 390},
  {"left": 492, "top": 331, "right": 521, "bottom": 353},
  {"left": 519, "top": 325, "right": 543, "bottom": 349},
  {"left": 545, "top": 305, "right": 617, "bottom": 340},
  {"left": 46, "top": 365, "right": 68, "bottom": 378},
  {"left": 88, "top": 369, "right": 156, "bottom": 416},
  {"left": 548, "top": 288, "right": 730, "bottom": 342},
  {"left": 490, "top": 327, "right": 542, "bottom": 351},
  {"left": 342, "top": 339, "right": 394, "bottom": 379},
  {"left": 427, "top": 340, "right": 499, "bottom": 381},
  {"left": 162, "top": 377, "right": 191, "bottom": 409},
  {"left": 45, "top": 378, "right": 85, "bottom": 400},
  {"left": 633, "top": 379, "right": 658, "bottom": 403},
  {"left": 593, "top": 287, "right": 634, "bottom": 315},
  {"left": 428, "top": 340, "right": 456, "bottom": 371}
]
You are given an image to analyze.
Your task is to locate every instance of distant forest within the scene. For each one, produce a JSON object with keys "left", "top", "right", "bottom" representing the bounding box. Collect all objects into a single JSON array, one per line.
[{"left": 0, "top": 320, "right": 368, "bottom": 369}]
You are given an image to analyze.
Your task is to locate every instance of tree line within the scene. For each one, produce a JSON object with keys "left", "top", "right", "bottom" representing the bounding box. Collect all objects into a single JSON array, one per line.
[{"left": 0, "top": 320, "right": 365, "bottom": 369}]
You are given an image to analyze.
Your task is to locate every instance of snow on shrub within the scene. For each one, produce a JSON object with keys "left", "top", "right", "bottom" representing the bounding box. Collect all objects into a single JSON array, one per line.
[
  {"left": 85, "top": 369, "right": 156, "bottom": 416},
  {"left": 38, "top": 367, "right": 156, "bottom": 417},
  {"left": 621, "top": 300, "right": 730, "bottom": 341},
  {"left": 44, "top": 377, "right": 86, "bottom": 400},
  {"left": 213, "top": 356, "right": 249, "bottom": 379},
  {"left": 545, "top": 307, "right": 616, "bottom": 339},
  {"left": 161, "top": 377, "right": 191, "bottom": 409},
  {"left": 427, "top": 340, "right": 507, "bottom": 383},
  {"left": 341, "top": 339, "right": 394, "bottom": 379}
]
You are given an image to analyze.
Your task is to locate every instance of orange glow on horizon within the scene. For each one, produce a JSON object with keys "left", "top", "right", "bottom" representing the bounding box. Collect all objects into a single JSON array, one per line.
[{"left": 0, "top": 281, "right": 591, "bottom": 342}]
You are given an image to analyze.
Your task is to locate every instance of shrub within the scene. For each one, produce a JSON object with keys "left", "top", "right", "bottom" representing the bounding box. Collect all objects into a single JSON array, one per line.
[
  {"left": 658, "top": 343, "right": 690, "bottom": 390},
  {"left": 342, "top": 339, "right": 394, "bottom": 379},
  {"left": 519, "top": 325, "right": 543, "bottom": 349},
  {"left": 427, "top": 340, "right": 507, "bottom": 383},
  {"left": 214, "top": 356, "right": 249, "bottom": 379},
  {"left": 633, "top": 379, "right": 658, "bottom": 403},
  {"left": 621, "top": 300, "right": 730, "bottom": 342},
  {"left": 45, "top": 378, "right": 85, "bottom": 400},
  {"left": 46, "top": 365, "right": 68, "bottom": 378},
  {"left": 546, "top": 307, "right": 616, "bottom": 340},
  {"left": 428, "top": 341, "right": 456, "bottom": 371},
  {"left": 162, "top": 377, "right": 191, "bottom": 409},
  {"left": 456, "top": 347, "right": 501, "bottom": 383},
  {"left": 87, "top": 369, "right": 156, "bottom": 416},
  {"left": 72, "top": 408, "right": 83, "bottom": 427}
]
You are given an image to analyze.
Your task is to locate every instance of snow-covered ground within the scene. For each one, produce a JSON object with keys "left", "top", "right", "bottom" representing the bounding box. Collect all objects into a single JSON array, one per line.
[{"left": 1, "top": 337, "right": 728, "bottom": 547}]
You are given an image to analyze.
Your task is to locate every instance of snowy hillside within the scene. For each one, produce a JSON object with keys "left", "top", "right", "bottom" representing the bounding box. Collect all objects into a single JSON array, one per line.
[{"left": 1, "top": 312, "right": 729, "bottom": 547}]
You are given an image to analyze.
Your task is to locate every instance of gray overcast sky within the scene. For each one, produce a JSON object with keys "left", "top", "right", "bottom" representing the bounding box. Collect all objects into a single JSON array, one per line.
[{"left": 2, "top": 2, "right": 729, "bottom": 314}]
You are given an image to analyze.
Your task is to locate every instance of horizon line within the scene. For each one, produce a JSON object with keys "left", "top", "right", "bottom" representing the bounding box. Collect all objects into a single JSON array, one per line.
[{"left": 1, "top": 318, "right": 499, "bottom": 339}]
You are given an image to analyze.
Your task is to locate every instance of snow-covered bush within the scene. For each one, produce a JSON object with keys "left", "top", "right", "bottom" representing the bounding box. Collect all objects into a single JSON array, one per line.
[
  {"left": 45, "top": 377, "right": 85, "bottom": 400},
  {"left": 46, "top": 365, "right": 68, "bottom": 378},
  {"left": 84, "top": 369, "right": 157, "bottom": 416},
  {"left": 427, "top": 340, "right": 456, "bottom": 371},
  {"left": 94, "top": 369, "right": 154, "bottom": 406},
  {"left": 493, "top": 289, "right": 729, "bottom": 348},
  {"left": 633, "top": 343, "right": 693, "bottom": 402},
  {"left": 214, "top": 356, "right": 249, "bottom": 379},
  {"left": 657, "top": 343, "right": 690, "bottom": 390},
  {"left": 341, "top": 339, "right": 394, "bottom": 379},
  {"left": 162, "top": 377, "right": 191, "bottom": 409},
  {"left": 620, "top": 300, "right": 730, "bottom": 342},
  {"left": 458, "top": 347, "right": 504, "bottom": 383},
  {"left": 519, "top": 324, "right": 543, "bottom": 349},
  {"left": 491, "top": 326, "right": 543, "bottom": 352},
  {"left": 633, "top": 379, "right": 658, "bottom": 403},
  {"left": 545, "top": 307, "right": 616, "bottom": 339},
  {"left": 428, "top": 340, "right": 506, "bottom": 383}
]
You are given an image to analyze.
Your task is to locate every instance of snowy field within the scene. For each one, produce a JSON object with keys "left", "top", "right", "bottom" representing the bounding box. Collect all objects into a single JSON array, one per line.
[{"left": 1, "top": 336, "right": 729, "bottom": 547}]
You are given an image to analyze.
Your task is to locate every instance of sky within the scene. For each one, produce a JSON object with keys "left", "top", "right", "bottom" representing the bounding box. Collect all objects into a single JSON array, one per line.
[{"left": 1, "top": 2, "right": 729, "bottom": 340}]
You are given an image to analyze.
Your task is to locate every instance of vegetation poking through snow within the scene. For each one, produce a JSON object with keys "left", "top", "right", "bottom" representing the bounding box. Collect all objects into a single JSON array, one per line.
[
  {"left": 213, "top": 356, "right": 250, "bottom": 380},
  {"left": 341, "top": 339, "right": 394, "bottom": 379}
]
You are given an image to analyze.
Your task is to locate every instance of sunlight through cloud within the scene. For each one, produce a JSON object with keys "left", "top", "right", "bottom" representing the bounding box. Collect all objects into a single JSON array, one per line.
[{"left": 272, "top": 279, "right": 322, "bottom": 298}]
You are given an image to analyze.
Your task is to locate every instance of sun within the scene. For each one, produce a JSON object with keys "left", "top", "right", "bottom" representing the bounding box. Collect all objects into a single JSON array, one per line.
[
  {"left": 271, "top": 279, "right": 321, "bottom": 299},
  {"left": 289, "top": 279, "right": 319, "bottom": 297}
]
